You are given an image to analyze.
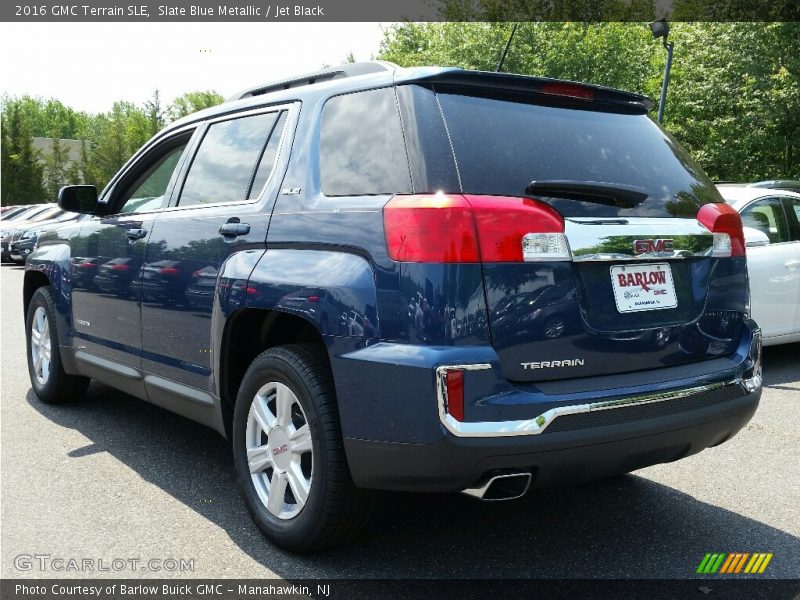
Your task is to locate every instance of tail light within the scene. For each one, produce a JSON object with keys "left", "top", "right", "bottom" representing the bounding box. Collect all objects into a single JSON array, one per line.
[
  {"left": 159, "top": 266, "right": 180, "bottom": 276},
  {"left": 384, "top": 193, "right": 568, "bottom": 263},
  {"left": 110, "top": 264, "right": 129, "bottom": 271},
  {"left": 697, "top": 203, "right": 745, "bottom": 257},
  {"left": 539, "top": 82, "right": 594, "bottom": 100}
]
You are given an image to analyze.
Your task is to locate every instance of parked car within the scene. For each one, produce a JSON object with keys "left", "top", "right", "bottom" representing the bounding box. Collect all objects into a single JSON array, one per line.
[
  {"left": 1, "top": 205, "right": 61, "bottom": 262},
  {"left": 24, "top": 63, "right": 762, "bottom": 552},
  {"left": 749, "top": 180, "right": 800, "bottom": 194},
  {"left": 717, "top": 185, "right": 800, "bottom": 346},
  {"left": 9, "top": 212, "right": 89, "bottom": 264},
  {"left": 1, "top": 205, "right": 34, "bottom": 220},
  {"left": 0, "top": 204, "right": 59, "bottom": 232},
  {"left": 93, "top": 256, "right": 143, "bottom": 297}
]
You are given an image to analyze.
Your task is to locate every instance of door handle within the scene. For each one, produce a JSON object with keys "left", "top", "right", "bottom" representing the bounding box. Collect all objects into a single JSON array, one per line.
[
  {"left": 785, "top": 259, "right": 800, "bottom": 270},
  {"left": 126, "top": 228, "right": 147, "bottom": 241},
  {"left": 219, "top": 222, "right": 250, "bottom": 237}
]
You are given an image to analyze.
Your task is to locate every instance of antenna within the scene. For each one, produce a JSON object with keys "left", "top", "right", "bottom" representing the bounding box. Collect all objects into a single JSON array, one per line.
[{"left": 495, "top": 23, "right": 518, "bottom": 72}]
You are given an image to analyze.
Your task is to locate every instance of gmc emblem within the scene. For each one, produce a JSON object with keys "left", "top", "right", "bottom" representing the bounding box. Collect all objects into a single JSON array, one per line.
[
  {"left": 633, "top": 239, "right": 673, "bottom": 255},
  {"left": 272, "top": 444, "right": 289, "bottom": 456}
]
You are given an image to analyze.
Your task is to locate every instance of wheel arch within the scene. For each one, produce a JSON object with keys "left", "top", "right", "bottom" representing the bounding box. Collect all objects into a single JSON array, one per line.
[
  {"left": 218, "top": 307, "right": 329, "bottom": 438},
  {"left": 23, "top": 270, "right": 51, "bottom": 319}
]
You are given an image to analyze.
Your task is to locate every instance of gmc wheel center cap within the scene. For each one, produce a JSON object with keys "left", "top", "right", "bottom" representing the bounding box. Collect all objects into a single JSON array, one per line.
[{"left": 269, "top": 428, "right": 291, "bottom": 471}]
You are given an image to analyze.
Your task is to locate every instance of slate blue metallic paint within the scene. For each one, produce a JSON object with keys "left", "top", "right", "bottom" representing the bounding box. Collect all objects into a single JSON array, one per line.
[{"left": 21, "top": 66, "right": 761, "bottom": 493}]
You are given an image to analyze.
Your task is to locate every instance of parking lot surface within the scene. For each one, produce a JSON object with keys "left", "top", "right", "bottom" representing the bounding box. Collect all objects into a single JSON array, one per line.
[{"left": 1, "top": 264, "right": 798, "bottom": 579}]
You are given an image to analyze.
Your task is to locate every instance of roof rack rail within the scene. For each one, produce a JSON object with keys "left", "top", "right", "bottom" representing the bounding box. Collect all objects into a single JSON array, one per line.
[{"left": 229, "top": 61, "right": 399, "bottom": 101}]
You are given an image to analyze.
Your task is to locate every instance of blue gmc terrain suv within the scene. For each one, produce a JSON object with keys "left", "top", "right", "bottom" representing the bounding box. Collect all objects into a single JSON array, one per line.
[{"left": 24, "top": 62, "right": 763, "bottom": 551}]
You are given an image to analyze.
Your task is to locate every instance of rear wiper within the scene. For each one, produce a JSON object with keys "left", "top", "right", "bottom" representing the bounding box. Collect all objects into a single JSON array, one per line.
[{"left": 525, "top": 180, "right": 649, "bottom": 209}]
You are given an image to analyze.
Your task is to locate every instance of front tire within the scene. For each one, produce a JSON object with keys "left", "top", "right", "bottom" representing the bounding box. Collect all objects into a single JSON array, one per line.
[
  {"left": 232, "top": 344, "right": 374, "bottom": 552},
  {"left": 26, "top": 286, "right": 90, "bottom": 403}
]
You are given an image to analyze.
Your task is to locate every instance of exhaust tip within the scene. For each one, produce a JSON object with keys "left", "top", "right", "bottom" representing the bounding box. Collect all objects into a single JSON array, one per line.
[{"left": 462, "top": 471, "right": 532, "bottom": 501}]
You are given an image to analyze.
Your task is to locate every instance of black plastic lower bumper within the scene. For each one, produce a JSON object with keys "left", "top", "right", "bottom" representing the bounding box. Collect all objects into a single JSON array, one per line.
[{"left": 344, "top": 386, "right": 760, "bottom": 492}]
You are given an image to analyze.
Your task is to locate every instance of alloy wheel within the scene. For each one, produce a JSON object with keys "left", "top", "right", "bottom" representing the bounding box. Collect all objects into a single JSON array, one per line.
[
  {"left": 245, "top": 381, "right": 313, "bottom": 519},
  {"left": 30, "top": 306, "right": 52, "bottom": 385}
]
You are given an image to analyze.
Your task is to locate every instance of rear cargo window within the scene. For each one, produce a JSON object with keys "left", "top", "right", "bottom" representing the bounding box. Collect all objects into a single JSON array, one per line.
[
  {"left": 435, "top": 88, "right": 721, "bottom": 217},
  {"left": 320, "top": 87, "right": 412, "bottom": 196}
]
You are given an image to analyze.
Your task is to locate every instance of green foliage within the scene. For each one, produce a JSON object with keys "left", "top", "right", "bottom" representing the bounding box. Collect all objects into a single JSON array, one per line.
[
  {"left": 168, "top": 91, "right": 225, "bottom": 120},
  {"left": 0, "top": 95, "right": 91, "bottom": 140},
  {"left": 379, "top": 22, "right": 799, "bottom": 181},
  {"left": 43, "top": 137, "right": 67, "bottom": 199},
  {"left": 1, "top": 89, "right": 225, "bottom": 203},
  {"left": 1, "top": 103, "right": 46, "bottom": 204},
  {"left": 664, "top": 23, "right": 800, "bottom": 180}
]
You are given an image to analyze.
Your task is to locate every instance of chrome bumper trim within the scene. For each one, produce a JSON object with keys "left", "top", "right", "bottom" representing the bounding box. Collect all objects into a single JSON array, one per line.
[{"left": 436, "top": 363, "right": 748, "bottom": 438}]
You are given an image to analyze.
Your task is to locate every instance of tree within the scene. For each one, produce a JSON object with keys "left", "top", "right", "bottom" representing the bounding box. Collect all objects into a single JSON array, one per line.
[
  {"left": 663, "top": 23, "right": 800, "bottom": 180},
  {"left": 379, "top": 22, "right": 800, "bottom": 180},
  {"left": 1, "top": 103, "right": 46, "bottom": 205},
  {"left": 379, "top": 23, "right": 655, "bottom": 93},
  {"left": 143, "top": 89, "right": 166, "bottom": 138},
  {"left": 168, "top": 91, "right": 224, "bottom": 120},
  {"left": 43, "top": 137, "right": 68, "bottom": 199},
  {"left": 1, "top": 95, "right": 90, "bottom": 139}
]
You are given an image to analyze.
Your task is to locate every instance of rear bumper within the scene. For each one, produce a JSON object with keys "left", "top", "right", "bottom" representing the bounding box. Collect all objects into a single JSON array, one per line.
[
  {"left": 338, "top": 323, "right": 762, "bottom": 492},
  {"left": 345, "top": 385, "right": 759, "bottom": 491}
]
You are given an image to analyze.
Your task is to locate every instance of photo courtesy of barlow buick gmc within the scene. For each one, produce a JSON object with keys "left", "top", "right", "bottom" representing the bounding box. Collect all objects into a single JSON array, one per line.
[{"left": 0, "top": 2, "right": 798, "bottom": 599}]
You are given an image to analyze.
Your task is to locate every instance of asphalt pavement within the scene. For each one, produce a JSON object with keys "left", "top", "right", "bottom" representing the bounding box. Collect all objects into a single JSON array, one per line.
[{"left": 1, "top": 264, "right": 798, "bottom": 579}]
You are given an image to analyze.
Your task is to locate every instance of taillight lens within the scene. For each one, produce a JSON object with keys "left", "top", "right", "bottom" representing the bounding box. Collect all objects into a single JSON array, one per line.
[
  {"left": 465, "top": 195, "right": 567, "bottom": 262},
  {"left": 111, "top": 264, "right": 129, "bottom": 271},
  {"left": 159, "top": 266, "right": 180, "bottom": 276},
  {"left": 539, "top": 82, "right": 595, "bottom": 100},
  {"left": 697, "top": 203, "right": 745, "bottom": 257},
  {"left": 383, "top": 194, "right": 479, "bottom": 262},
  {"left": 383, "top": 193, "right": 567, "bottom": 263}
]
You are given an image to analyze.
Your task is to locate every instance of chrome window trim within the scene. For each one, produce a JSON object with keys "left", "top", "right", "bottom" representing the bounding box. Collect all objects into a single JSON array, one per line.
[
  {"left": 165, "top": 102, "right": 299, "bottom": 212},
  {"left": 436, "top": 363, "right": 749, "bottom": 438}
]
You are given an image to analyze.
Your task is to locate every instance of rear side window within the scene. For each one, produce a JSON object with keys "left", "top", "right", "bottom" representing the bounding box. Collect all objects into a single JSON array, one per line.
[
  {"left": 435, "top": 88, "right": 721, "bottom": 217},
  {"left": 740, "top": 197, "right": 790, "bottom": 244},
  {"left": 179, "top": 111, "right": 285, "bottom": 207},
  {"left": 320, "top": 87, "right": 412, "bottom": 196}
]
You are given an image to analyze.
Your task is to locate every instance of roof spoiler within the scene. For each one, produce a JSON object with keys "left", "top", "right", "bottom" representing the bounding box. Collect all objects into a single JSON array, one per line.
[
  {"left": 408, "top": 69, "right": 655, "bottom": 113},
  {"left": 228, "top": 61, "right": 399, "bottom": 101}
]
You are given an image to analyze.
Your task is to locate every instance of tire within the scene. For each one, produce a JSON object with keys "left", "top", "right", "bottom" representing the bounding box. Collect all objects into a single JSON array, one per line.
[
  {"left": 26, "top": 286, "right": 90, "bottom": 404},
  {"left": 232, "top": 344, "right": 374, "bottom": 552}
]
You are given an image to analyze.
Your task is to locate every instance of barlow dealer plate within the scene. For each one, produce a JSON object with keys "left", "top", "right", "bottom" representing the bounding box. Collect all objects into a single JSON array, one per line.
[{"left": 611, "top": 263, "right": 678, "bottom": 313}]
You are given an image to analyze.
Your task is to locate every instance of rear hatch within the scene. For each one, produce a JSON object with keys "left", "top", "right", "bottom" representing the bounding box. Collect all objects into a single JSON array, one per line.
[{"left": 427, "top": 79, "right": 748, "bottom": 382}]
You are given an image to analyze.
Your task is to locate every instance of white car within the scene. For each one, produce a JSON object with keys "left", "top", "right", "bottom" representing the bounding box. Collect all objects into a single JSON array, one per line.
[{"left": 717, "top": 185, "right": 800, "bottom": 346}]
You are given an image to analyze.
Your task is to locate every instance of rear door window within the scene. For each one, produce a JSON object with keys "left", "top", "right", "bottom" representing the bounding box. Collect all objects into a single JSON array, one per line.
[
  {"left": 740, "top": 197, "right": 790, "bottom": 244},
  {"left": 434, "top": 87, "right": 722, "bottom": 217},
  {"left": 178, "top": 111, "right": 285, "bottom": 207}
]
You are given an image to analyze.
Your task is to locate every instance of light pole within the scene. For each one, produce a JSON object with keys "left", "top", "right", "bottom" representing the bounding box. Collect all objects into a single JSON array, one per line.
[{"left": 649, "top": 18, "right": 674, "bottom": 124}]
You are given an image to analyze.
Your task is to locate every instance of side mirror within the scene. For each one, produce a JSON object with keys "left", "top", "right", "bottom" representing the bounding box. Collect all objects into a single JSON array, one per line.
[
  {"left": 58, "top": 185, "right": 99, "bottom": 214},
  {"left": 743, "top": 226, "right": 770, "bottom": 248}
]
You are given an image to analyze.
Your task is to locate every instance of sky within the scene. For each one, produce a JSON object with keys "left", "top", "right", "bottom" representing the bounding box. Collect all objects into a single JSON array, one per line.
[{"left": 0, "top": 23, "right": 388, "bottom": 113}]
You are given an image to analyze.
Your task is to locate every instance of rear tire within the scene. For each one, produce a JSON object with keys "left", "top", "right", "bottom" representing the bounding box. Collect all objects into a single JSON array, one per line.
[
  {"left": 232, "top": 344, "right": 374, "bottom": 552},
  {"left": 26, "top": 286, "right": 90, "bottom": 404}
]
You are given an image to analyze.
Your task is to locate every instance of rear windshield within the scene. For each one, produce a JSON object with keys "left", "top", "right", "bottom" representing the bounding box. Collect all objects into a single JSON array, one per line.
[{"left": 434, "top": 87, "right": 721, "bottom": 217}]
